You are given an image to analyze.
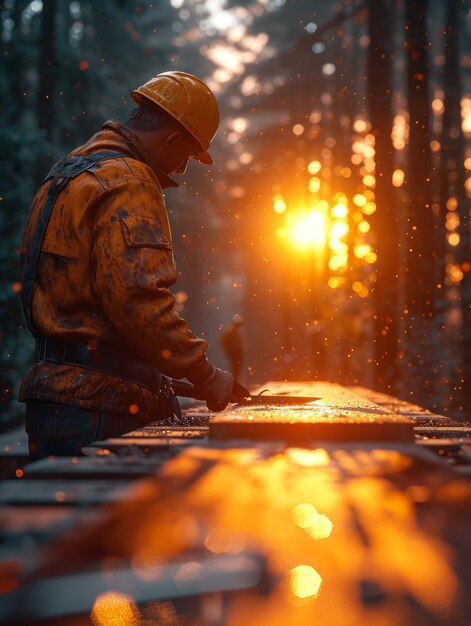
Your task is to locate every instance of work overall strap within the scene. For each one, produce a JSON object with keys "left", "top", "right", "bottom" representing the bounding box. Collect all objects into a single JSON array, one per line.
[{"left": 21, "top": 151, "right": 125, "bottom": 336}]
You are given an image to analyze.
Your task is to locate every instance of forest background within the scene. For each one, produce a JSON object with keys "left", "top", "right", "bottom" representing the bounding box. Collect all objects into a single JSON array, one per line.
[{"left": 1, "top": 0, "right": 469, "bottom": 429}]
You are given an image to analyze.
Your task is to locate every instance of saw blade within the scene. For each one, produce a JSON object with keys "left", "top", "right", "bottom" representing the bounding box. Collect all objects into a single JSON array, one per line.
[{"left": 235, "top": 395, "right": 322, "bottom": 406}]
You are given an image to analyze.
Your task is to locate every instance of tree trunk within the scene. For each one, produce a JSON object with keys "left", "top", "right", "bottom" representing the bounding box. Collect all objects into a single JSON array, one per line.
[
  {"left": 401, "top": 0, "right": 439, "bottom": 408},
  {"left": 37, "top": 0, "right": 56, "bottom": 141},
  {"left": 367, "top": 0, "right": 399, "bottom": 393},
  {"left": 404, "top": 0, "right": 437, "bottom": 313},
  {"left": 2, "top": 0, "right": 28, "bottom": 123},
  {"left": 441, "top": 0, "right": 469, "bottom": 416}
]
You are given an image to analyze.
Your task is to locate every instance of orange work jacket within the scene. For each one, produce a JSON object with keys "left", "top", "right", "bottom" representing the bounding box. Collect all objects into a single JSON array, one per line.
[{"left": 19, "top": 120, "right": 210, "bottom": 419}]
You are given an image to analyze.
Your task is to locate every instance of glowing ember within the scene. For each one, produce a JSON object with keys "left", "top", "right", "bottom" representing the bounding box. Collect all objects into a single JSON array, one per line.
[{"left": 91, "top": 591, "right": 139, "bottom": 626}]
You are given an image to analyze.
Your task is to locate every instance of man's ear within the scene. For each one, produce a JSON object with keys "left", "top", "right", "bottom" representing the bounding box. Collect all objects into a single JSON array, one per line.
[{"left": 163, "top": 130, "right": 182, "bottom": 147}]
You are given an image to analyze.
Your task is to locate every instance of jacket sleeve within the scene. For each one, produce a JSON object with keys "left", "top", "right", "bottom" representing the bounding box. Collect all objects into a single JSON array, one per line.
[{"left": 91, "top": 176, "right": 210, "bottom": 379}]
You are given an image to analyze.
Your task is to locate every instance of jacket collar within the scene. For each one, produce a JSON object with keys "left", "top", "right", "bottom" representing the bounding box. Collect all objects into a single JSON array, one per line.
[{"left": 102, "top": 120, "right": 179, "bottom": 188}]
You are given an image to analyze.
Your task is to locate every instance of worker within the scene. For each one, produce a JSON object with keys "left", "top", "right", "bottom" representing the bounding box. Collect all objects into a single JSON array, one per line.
[
  {"left": 220, "top": 314, "right": 247, "bottom": 380},
  {"left": 19, "top": 71, "right": 247, "bottom": 460}
]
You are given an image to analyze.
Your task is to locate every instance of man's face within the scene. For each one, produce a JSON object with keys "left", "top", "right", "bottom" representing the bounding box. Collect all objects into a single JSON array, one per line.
[{"left": 163, "top": 130, "right": 203, "bottom": 176}]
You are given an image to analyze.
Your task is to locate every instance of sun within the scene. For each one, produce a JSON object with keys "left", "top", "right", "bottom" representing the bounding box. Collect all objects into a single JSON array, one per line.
[{"left": 288, "top": 210, "right": 327, "bottom": 250}]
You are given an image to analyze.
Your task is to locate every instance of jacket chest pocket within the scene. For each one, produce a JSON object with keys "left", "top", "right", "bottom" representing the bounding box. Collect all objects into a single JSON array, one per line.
[{"left": 120, "top": 216, "right": 172, "bottom": 249}]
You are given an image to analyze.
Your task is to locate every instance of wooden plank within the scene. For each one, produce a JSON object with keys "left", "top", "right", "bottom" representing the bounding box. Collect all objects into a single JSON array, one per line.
[
  {"left": 416, "top": 438, "right": 471, "bottom": 451},
  {"left": 2, "top": 551, "right": 267, "bottom": 622},
  {"left": 414, "top": 426, "right": 471, "bottom": 439},
  {"left": 0, "top": 506, "right": 105, "bottom": 574},
  {"left": 88, "top": 437, "right": 204, "bottom": 453},
  {"left": 155, "top": 404, "right": 213, "bottom": 427},
  {"left": 0, "top": 506, "right": 80, "bottom": 533},
  {"left": 210, "top": 418, "right": 414, "bottom": 443},
  {"left": 0, "top": 506, "right": 100, "bottom": 560},
  {"left": 349, "top": 386, "right": 467, "bottom": 426},
  {"left": 417, "top": 438, "right": 470, "bottom": 449},
  {"left": 22, "top": 456, "right": 164, "bottom": 481},
  {"left": 124, "top": 426, "right": 208, "bottom": 438},
  {"left": 0, "top": 479, "right": 132, "bottom": 506},
  {"left": 210, "top": 382, "right": 414, "bottom": 443}
]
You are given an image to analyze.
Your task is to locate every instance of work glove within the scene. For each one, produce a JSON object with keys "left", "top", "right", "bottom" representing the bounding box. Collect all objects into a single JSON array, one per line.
[{"left": 191, "top": 363, "right": 250, "bottom": 412}]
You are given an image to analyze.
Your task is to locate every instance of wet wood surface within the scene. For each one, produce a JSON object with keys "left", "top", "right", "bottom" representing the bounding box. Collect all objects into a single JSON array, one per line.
[
  {"left": 0, "top": 381, "right": 470, "bottom": 625},
  {"left": 0, "top": 478, "right": 133, "bottom": 506},
  {"left": 210, "top": 382, "right": 415, "bottom": 442},
  {"left": 22, "top": 455, "right": 166, "bottom": 480}
]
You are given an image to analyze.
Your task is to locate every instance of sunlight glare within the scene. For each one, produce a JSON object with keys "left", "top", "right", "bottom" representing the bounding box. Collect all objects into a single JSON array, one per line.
[
  {"left": 331, "top": 203, "right": 348, "bottom": 218},
  {"left": 291, "top": 503, "right": 317, "bottom": 528},
  {"left": 288, "top": 210, "right": 327, "bottom": 249},
  {"left": 305, "top": 513, "right": 334, "bottom": 540},
  {"left": 307, "top": 160, "right": 322, "bottom": 175},
  {"left": 273, "top": 193, "right": 287, "bottom": 214},
  {"left": 289, "top": 565, "right": 322, "bottom": 598}
]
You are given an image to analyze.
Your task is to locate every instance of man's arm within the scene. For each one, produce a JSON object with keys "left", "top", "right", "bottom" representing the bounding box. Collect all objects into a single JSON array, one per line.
[
  {"left": 91, "top": 176, "right": 210, "bottom": 380},
  {"left": 91, "top": 173, "right": 249, "bottom": 410}
]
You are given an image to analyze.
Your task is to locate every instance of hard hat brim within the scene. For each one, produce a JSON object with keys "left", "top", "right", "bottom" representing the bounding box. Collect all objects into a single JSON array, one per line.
[{"left": 196, "top": 150, "right": 213, "bottom": 165}]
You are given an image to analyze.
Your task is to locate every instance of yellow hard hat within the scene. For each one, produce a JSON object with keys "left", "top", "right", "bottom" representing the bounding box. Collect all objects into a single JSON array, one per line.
[{"left": 131, "top": 71, "right": 219, "bottom": 165}]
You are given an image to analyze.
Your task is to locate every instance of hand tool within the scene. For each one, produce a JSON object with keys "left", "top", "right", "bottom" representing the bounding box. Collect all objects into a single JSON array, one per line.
[{"left": 170, "top": 379, "right": 322, "bottom": 406}]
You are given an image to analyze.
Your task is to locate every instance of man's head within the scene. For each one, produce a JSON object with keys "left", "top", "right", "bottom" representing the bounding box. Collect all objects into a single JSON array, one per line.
[
  {"left": 126, "top": 105, "right": 205, "bottom": 175},
  {"left": 126, "top": 71, "right": 219, "bottom": 176}
]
